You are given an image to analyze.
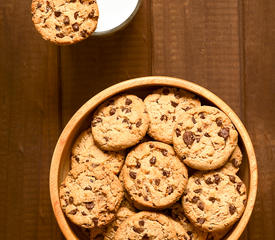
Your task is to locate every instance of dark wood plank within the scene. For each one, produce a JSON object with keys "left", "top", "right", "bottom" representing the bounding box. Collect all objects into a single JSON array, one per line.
[
  {"left": 0, "top": 1, "right": 63, "bottom": 239},
  {"left": 151, "top": 0, "right": 242, "bottom": 116},
  {"left": 151, "top": 0, "right": 247, "bottom": 239},
  {"left": 60, "top": 0, "right": 152, "bottom": 125},
  {"left": 242, "top": 0, "right": 275, "bottom": 239}
]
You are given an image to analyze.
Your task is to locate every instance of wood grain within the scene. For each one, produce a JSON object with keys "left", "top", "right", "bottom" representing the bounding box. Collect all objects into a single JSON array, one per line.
[
  {"left": 242, "top": 0, "right": 275, "bottom": 239},
  {"left": 59, "top": 0, "right": 152, "bottom": 126},
  {"left": 0, "top": 1, "right": 63, "bottom": 239}
]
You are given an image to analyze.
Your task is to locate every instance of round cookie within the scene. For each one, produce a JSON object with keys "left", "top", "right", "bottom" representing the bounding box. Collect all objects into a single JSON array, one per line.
[
  {"left": 182, "top": 171, "right": 247, "bottom": 232},
  {"left": 173, "top": 106, "right": 238, "bottom": 170},
  {"left": 71, "top": 129, "right": 125, "bottom": 175},
  {"left": 59, "top": 164, "right": 124, "bottom": 228},
  {"left": 31, "top": 0, "right": 99, "bottom": 45},
  {"left": 114, "top": 211, "right": 178, "bottom": 240},
  {"left": 91, "top": 95, "right": 149, "bottom": 151},
  {"left": 169, "top": 203, "right": 207, "bottom": 240},
  {"left": 122, "top": 141, "right": 188, "bottom": 209},
  {"left": 220, "top": 145, "right": 243, "bottom": 174},
  {"left": 144, "top": 87, "right": 201, "bottom": 144},
  {"left": 104, "top": 200, "right": 137, "bottom": 240}
]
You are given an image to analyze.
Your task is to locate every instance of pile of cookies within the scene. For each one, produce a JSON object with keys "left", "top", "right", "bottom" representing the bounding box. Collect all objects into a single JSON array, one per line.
[
  {"left": 31, "top": 0, "right": 99, "bottom": 45},
  {"left": 59, "top": 87, "right": 247, "bottom": 240}
]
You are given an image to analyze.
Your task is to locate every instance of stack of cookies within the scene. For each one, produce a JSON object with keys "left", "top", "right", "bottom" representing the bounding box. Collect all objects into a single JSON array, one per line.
[
  {"left": 31, "top": 0, "right": 99, "bottom": 45},
  {"left": 59, "top": 87, "right": 247, "bottom": 240}
]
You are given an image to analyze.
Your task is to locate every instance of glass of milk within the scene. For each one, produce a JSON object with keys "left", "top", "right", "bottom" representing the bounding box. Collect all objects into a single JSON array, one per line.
[{"left": 93, "top": 0, "right": 142, "bottom": 36}]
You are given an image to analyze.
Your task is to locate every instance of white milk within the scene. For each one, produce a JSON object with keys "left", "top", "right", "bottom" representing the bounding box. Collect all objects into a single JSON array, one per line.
[{"left": 95, "top": 0, "right": 140, "bottom": 33}]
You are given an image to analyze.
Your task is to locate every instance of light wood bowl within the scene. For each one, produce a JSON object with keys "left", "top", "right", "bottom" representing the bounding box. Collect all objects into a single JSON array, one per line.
[{"left": 50, "top": 76, "right": 257, "bottom": 240}]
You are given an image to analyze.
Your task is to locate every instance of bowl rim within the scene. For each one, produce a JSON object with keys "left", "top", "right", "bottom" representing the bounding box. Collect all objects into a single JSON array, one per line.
[{"left": 50, "top": 76, "right": 258, "bottom": 240}]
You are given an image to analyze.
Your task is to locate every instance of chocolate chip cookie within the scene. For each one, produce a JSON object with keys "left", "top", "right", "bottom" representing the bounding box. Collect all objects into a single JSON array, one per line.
[
  {"left": 173, "top": 106, "right": 238, "bottom": 170},
  {"left": 169, "top": 203, "right": 208, "bottom": 240},
  {"left": 71, "top": 129, "right": 125, "bottom": 175},
  {"left": 59, "top": 164, "right": 124, "bottom": 228},
  {"left": 144, "top": 87, "right": 201, "bottom": 144},
  {"left": 91, "top": 95, "right": 149, "bottom": 151},
  {"left": 31, "top": 0, "right": 99, "bottom": 45},
  {"left": 114, "top": 211, "right": 178, "bottom": 240},
  {"left": 122, "top": 141, "right": 188, "bottom": 209},
  {"left": 182, "top": 171, "right": 247, "bottom": 232},
  {"left": 221, "top": 145, "right": 243, "bottom": 174},
  {"left": 104, "top": 199, "right": 137, "bottom": 240}
]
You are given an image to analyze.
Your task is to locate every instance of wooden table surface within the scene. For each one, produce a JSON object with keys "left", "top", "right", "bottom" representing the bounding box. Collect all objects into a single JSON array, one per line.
[{"left": 1, "top": 0, "right": 274, "bottom": 239}]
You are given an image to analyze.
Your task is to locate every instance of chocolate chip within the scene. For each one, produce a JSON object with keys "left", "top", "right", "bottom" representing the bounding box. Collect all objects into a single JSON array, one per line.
[
  {"left": 133, "top": 226, "right": 144, "bottom": 233},
  {"left": 68, "top": 209, "right": 78, "bottom": 215},
  {"left": 46, "top": 1, "right": 51, "bottom": 12},
  {"left": 149, "top": 144, "right": 154, "bottom": 148},
  {"left": 160, "top": 149, "right": 168, "bottom": 156},
  {"left": 163, "top": 88, "right": 169, "bottom": 95},
  {"left": 171, "top": 101, "right": 179, "bottom": 107},
  {"left": 109, "top": 108, "right": 116, "bottom": 115},
  {"left": 56, "top": 33, "right": 64, "bottom": 38},
  {"left": 125, "top": 98, "right": 132, "bottom": 105},
  {"left": 175, "top": 128, "right": 181, "bottom": 137},
  {"left": 74, "top": 11, "right": 79, "bottom": 19},
  {"left": 142, "top": 234, "right": 149, "bottom": 240},
  {"left": 199, "top": 112, "right": 205, "bottom": 119},
  {"left": 229, "top": 175, "right": 236, "bottom": 183},
  {"left": 136, "top": 221, "right": 144, "bottom": 228},
  {"left": 84, "top": 186, "right": 92, "bottom": 190},
  {"left": 181, "top": 155, "right": 186, "bottom": 161},
  {"left": 197, "top": 128, "right": 202, "bottom": 132},
  {"left": 214, "top": 174, "right": 221, "bottom": 184},
  {"left": 187, "top": 231, "right": 192, "bottom": 236},
  {"left": 72, "top": 23, "right": 79, "bottom": 31},
  {"left": 92, "top": 117, "right": 102, "bottom": 127},
  {"left": 55, "top": 25, "right": 61, "bottom": 31},
  {"left": 195, "top": 179, "right": 201, "bottom": 185},
  {"left": 69, "top": 196, "right": 73, "bottom": 204},
  {"left": 136, "top": 119, "right": 142, "bottom": 128},
  {"left": 37, "top": 3, "right": 42, "bottom": 8},
  {"left": 136, "top": 161, "right": 141, "bottom": 168},
  {"left": 204, "top": 133, "right": 210, "bottom": 137},
  {"left": 197, "top": 218, "right": 206, "bottom": 224},
  {"left": 196, "top": 137, "right": 201, "bottom": 143},
  {"left": 216, "top": 118, "right": 223, "bottom": 127},
  {"left": 160, "top": 115, "right": 168, "bottom": 121},
  {"left": 63, "top": 16, "right": 70, "bottom": 25},
  {"left": 205, "top": 177, "right": 213, "bottom": 184},
  {"left": 191, "top": 196, "right": 200, "bottom": 203},
  {"left": 198, "top": 202, "right": 204, "bottom": 211},
  {"left": 236, "top": 182, "right": 242, "bottom": 194},
  {"left": 183, "top": 106, "right": 191, "bottom": 111},
  {"left": 143, "top": 195, "right": 149, "bottom": 201},
  {"left": 183, "top": 131, "right": 195, "bottom": 146},
  {"left": 129, "top": 171, "right": 137, "bottom": 179},
  {"left": 162, "top": 170, "right": 170, "bottom": 177},
  {"left": 167, "top": 186, "right": 174, "bottom": 195},
  {"left": 92, "top": 217, "right": 99, "bottom": 226},
  {"left": 232, "top": 158, "right": 240, "bottom": 168},
  {"left": 85, "top": 202, "right": 95, "bottom": 210},
  {"left": 137, "top": 179, "right": 141, "bottom": 184},
  {"left": 104, "top": 136, "right": 109, "bottom": 142},
  {"left": 150, "top": 156, "right": 156, "bottom": 164},
  {"left": 113, "top": 226, "right": 119, "bottom": 231},
  {"left": 194, "top": 189, "right": 202, "bottom": 193},
  {"left": 192, "top": 116, "right": 197, "bottom": 124},
  {"left": 81, "top": 211, "right": 87, "bottom": 216},
  {"left": 172, "top": 116, "right": 176, "bottom": 122},
  {"left": 209, "top": 197, "right": 216, "bottom": 203},
  {"left": 243, "top": 199, "right": 247, "bottom": 206},
  {"left": 80, "top": 30, "right": 88, "bottom": 37},
  {"left": 218, "top": 127, "right": 230, "bottom": 140},
  {"left": 88, "top": 10, "right": 95, "bottom": 19},
  {"left": 154, "top": 179, "right": 160, "bottom": 186},
  {"left": 229, "top": 204, "right": 236, "bottom": 215},
  {"left": 54, "top": 11, "right": 61, "bottom": 17}
]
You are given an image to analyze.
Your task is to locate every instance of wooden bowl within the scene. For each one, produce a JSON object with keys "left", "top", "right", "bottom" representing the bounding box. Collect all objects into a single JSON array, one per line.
[{"left": 50, "top": 76, "right": 257, "bottom": 240}]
